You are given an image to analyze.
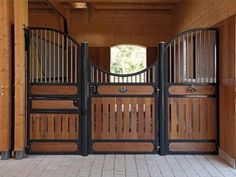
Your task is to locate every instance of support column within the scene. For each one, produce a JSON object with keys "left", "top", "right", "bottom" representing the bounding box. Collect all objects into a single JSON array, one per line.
[
  {"left": 14, "top": 0, "right": 28, "bottom": 159},
  {"left": 0, "top": 0, "right": 13, "bottom": 160}
]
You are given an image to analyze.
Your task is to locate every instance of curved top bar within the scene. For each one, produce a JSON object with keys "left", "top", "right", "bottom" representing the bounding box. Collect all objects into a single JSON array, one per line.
[
  {"left": 90, "top": 60, "right": 158, "bottom": 77},
  {"left": 165, "top": 27, "right": 218, "bottom": 47},
  {"left": 25, "top": 27, "right": 81, "bottom": 46}
]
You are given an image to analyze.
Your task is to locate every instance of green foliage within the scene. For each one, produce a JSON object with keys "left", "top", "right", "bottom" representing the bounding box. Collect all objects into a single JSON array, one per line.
[{"left": 110, "top": 45, "right": 146, "bottom": 74}]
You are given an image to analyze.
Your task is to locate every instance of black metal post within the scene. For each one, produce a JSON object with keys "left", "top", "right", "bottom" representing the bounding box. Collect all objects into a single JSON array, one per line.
[
  {"left": 80, "top": 42, "right": 89, "bottom": 156},
  {"left": 158, "top": 42, "right": 166, "bottom": 155}
]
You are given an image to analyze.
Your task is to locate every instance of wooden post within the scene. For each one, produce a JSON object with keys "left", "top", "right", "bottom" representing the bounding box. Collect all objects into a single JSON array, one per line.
[
  {"left": 0, "top": 0, "right": 13, "bottom": 160},
  {"left": 14, "top": 0, "right": 28, "bottom": 159}
]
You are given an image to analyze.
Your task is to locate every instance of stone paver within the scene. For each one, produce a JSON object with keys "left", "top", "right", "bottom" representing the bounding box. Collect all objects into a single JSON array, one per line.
[{"left": 0, "top": 155, "right": 235, "bottom": 177}]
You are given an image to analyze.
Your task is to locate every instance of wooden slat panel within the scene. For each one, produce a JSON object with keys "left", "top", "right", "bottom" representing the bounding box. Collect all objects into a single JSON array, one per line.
[
  {"left": 32, "top": 100, "right": 77, "bottom": 109},
  {"left": 31, "top": 85, "right": 78, "bottom": 95},
  {"left": 93, "top": 142, "right": 154, "bottom": 152},
  {"left": 169, "top": 142, "right": 216, "bottom": 152},
  {"left": 92, "top": 97, "right": 155, "bottom": 140},
  {"left": 97, "top": 85, "right": 154, "bottom": 95},
  {"left": 168, "top": 98, "right": 217, "bottom": 140},
  {"left": 169, "top": 85, "right": 216, "bottom": 95},
  {"left": 30, "top": 114, "right": 79, "bottom": 140},
  {"left": 31, "top": 142, "right": 78, "bottom": 152}
]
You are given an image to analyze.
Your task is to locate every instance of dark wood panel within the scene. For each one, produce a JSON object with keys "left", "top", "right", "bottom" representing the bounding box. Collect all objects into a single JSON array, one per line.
[
  {"left": 91, "top": 97, "right": 155, "bottom": 140},
  {"left": 93, "top": 142, "right": 154, "bottom": 152},
  {"left": 31, "top": 85, "right": 78, "bottom": 95},
  {"left": 30, "top": 114, "right": 79, "bottom": 140},
  {"left": 31, "top": 142, "right": 78, "bottom": 152},
  {"left": 32, "top": 100, "right": 77, "bottom": 109},
  {"left": 97, "top": 85, "right": 154, "bottom": 95},
  {"left": 168, "top": 98, "right": 217, "bottom": 140},
  {"left": 168, "top": 85, "right": 216, "bottom": 95},
  {"left": 169, "top": 142, "right": 216, "bottom": 152}
]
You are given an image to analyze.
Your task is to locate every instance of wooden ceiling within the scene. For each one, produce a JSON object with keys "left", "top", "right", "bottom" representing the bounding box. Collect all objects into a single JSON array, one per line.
[{"left": 29, "top": 0, "right": 181, "bottom": 11}]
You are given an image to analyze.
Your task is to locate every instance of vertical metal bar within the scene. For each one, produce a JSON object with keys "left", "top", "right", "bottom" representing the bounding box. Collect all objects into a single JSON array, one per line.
[
  {"left": 62, "top": 34, "right": 64, "bottom": 83},
  {"left": 30, "top": 30, "right": 32, "bottom": 83},
  {"left": 71, "top": 40, "right": 73, "bottom": 83},
  {"left": 49, "top": 31, "right": 51, "bottom": 82},
  {"left": 57, "top": 32, "right": 60, "bottom": 82},
  {"left": 75, "top": 44, "right": 77, "bottom": 83},
  {"left": 66, "top": 38, "right": 69, "bottom": 83},
  {"left": 186, "top": 33, "right": 188, "bottom": 82},
  {"left": 80, "top": 42, "right": 89, "bottom": 156},
  {"left": 40, "top": 30, "right": 43, "bottom": 82},
  {"left": 190, "top": 32, "right": 193, "bottom": 82},
  {"left": 53, "top": 31, "right": 56, "bottom": 83},
  {"left": 178, "top": 36, "right": 180, "bottom": 82},
  {"left": 36, "top": 30, "right": 39, "bottom": 83},
  {"left": 173, "top": 40, "right": 176, "bottom": 82},
  {"left": 159, "top": 42, "right": 166, "bottom": 155},
  {"left": 169, "top": 44, "right": 172, "bottom": 83},
  {"left": 44, "top": 30, "right": 47, "bottom": 82}
]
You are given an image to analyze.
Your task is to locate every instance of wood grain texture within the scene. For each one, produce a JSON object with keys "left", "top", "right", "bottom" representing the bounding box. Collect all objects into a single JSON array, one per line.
[
  {"left": 168, "top": 85, "right": 216, "bottom": 95},
  {"left": 31, "top": 85, "right": 78, "bottom": 95},
  {"left": 32, "top": 100, "right": 77, "bottom": 109},
  {"left": 216, "top": 15, "right": 236, "bottom": 159},
  {"left": 0, "top": 0, "right": 13, "bottom": 152},
  {"left": 91, "top": 97, "right": 155, "bottom": 140},
  {"left": 31, "top": 142, "right": 78, "bottom": 152},
  {"left": 29, "top": 114, "right": 79, "bottom": 140},
  {"left": 169, "top": 142, "right": 216, "bottom": 152},
  {"left": 168, "top": 98, "right": 217, "bottom": 140},
  {"left": 97, "top": 85, "right": 154, "bottom": 95},
  {"left": 14, "top": 0, "right": 28, "bottom": 152},
  {"left": 93, "top": 142, "right": 154, "bottom": 152}
]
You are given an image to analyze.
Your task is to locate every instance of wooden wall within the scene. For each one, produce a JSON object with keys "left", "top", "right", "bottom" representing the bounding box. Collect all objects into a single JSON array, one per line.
[
  {"left": 216, "top": 15, "right": 236, "bottom": 159},
  {"left": 172, "top": 0, "right": 236, "bottom": 33}
]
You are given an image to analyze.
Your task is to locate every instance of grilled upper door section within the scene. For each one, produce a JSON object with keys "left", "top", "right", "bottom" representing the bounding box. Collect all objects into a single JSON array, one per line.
[
  {"left": 26, "top": 28, "right": 81, "bottom": 154},
  {"left": 90, "top": 62, "right": 159, "bottom": 153},
  {"left": 165, "top": 28, "right": 218, "bottom": 153}
]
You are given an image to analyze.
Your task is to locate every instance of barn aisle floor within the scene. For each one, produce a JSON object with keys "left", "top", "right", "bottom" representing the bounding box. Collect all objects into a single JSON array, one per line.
[{"left": 0, "top": 155, "right": 235, "bottom": 177}]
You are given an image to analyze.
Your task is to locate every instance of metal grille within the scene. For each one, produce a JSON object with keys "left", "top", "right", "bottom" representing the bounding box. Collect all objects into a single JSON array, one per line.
[
  {"left": 166, "top": 29, "right": 217, "bottom": 83},
  {"left": 90, "top": 63, "right": 157, "bottom": 84},
  {"left": 27, "top": 28, "right": 80, "bottom": 84}
]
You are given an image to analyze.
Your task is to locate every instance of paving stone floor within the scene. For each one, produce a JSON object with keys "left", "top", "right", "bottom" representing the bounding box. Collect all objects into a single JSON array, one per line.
[{"left": 0, "top": 155, "right": 235, "bottom": 177}]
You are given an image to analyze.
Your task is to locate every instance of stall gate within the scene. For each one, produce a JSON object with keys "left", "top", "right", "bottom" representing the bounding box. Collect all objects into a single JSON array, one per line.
[{"left": 25, "top": 27, "right": 218, "bottom": 155}]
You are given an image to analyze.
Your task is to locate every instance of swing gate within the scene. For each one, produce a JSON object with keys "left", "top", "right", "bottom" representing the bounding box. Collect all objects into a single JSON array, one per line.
[{"left": 25, "top": 27, "right": 218, "bottom": 155}]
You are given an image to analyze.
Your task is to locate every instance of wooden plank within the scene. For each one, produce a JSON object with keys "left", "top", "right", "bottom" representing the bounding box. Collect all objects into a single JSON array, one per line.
[
  {"left": 93, "top": 142, "right": 154, "bottom": 152},
  {"left": 14, "top": 0, "right": 28, "bottom": 152},
  {"left": 97, "top": 85, "right": 154, "bottom": 95},
  {"left": 31, "top": 85, "right": 78, "bottom": 95},
  {"left": 0, "top": 0, "right": 13, "bottom": 153},
  {"left": 30, "top": 142, "right": 78, "bottom": 152},
  {"left": 169, "top": 142, "right": 216, "bottom": 152},
  {"left": 168, "top": 85, "right": 216, "bottom": 95},
  {"left": 32, "top": 100, "right": 76, "bottom": 109}
]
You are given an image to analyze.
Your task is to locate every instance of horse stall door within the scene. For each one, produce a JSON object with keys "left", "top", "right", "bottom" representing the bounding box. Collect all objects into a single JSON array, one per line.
[
  {"left": 89, "top": 64, "right": 159, "bottom": 153},
  {"left": 166, "top": 29, "right": 218, "bottom": 153},
  {"left": 26, "top": 28, "right": 81, "bottom": 154}
]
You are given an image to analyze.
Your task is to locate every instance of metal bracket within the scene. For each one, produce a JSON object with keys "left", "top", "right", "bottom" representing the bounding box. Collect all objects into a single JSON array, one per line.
[
  {"left": 119, "top": 86, "right": 128, "bottom": 93},
  {"left": 153, "top": 143, "right": 160, "bottom": 152},
  {"left": 186, "top": 85, "right": 197, "bottom": 93},
  {"left": 91, "top": 85, "right": 97, "bottom": 94},
  {"left": 73, "top": 98, "right": 80, "bottom": 108}
]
